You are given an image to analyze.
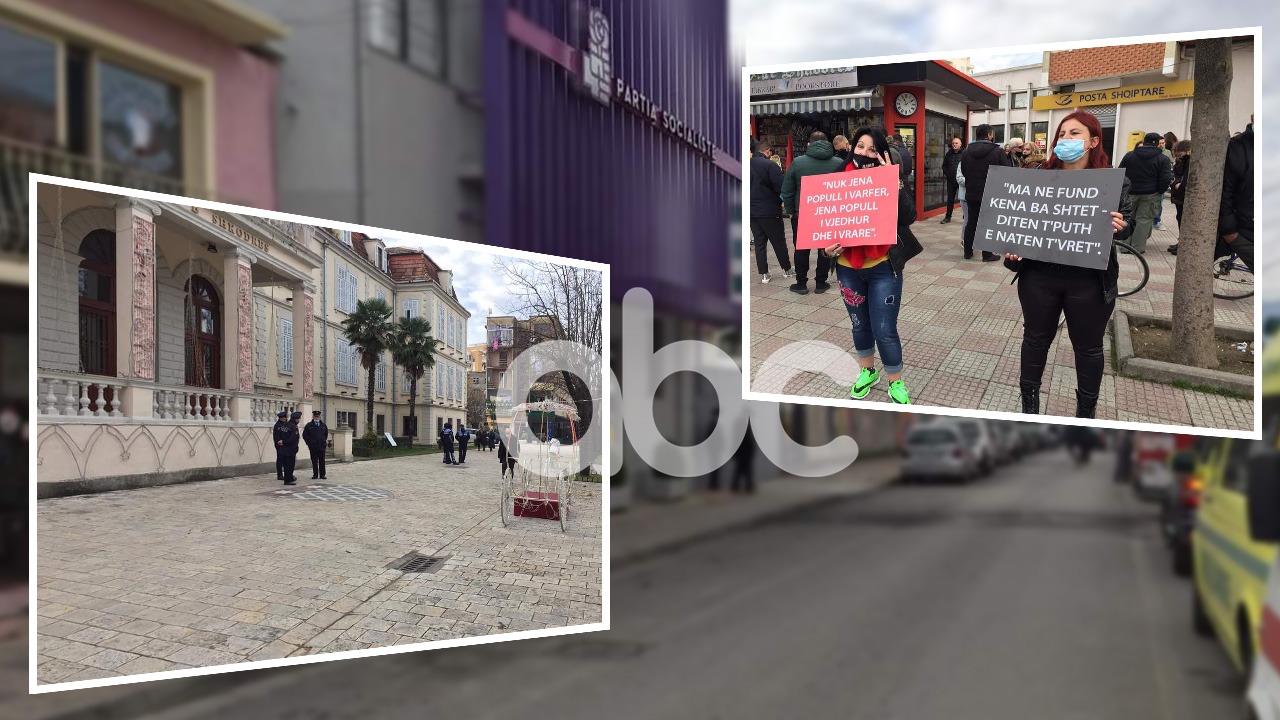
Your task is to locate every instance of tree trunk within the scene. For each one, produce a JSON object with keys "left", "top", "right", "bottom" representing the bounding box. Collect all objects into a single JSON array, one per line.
[
  {"left": 408, "top": 375, "right": 418, "bottom": 446},
  {"left": 560, "top": 369, "right": 597, "bottom": 476},
  {"left": 1170, "top": 37, "right": 1231, "bottom": 369},
  {"left": 366, "top": 360, "right": 377, "bottom": 437}
]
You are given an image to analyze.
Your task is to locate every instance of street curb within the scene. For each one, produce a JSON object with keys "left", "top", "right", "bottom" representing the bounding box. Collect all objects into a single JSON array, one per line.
[
  {"left": 613, "top": 462, "right": 900, "bottom": 570},
  {"left": 1114, "top": 311, "right": 1255, "bottom": 396}
]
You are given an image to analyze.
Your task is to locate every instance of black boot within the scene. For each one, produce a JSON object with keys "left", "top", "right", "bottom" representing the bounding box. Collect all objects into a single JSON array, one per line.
[
  {"left": 1075, "top": 389, "right": 1099, "bottom": 419},
  {"left": 1020, "top": 382, "right": 1040, "bottom": 414}
]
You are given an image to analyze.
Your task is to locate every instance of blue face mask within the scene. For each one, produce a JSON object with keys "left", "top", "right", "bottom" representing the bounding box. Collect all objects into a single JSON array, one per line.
[{"left": 1053, "top": 138, "right": 1086, "bottom": 162}]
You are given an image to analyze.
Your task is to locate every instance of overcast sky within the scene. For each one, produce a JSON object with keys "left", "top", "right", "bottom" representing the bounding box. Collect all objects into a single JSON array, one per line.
[{"left": 734, "top": 0, "right": 1276, "bottom": 282}]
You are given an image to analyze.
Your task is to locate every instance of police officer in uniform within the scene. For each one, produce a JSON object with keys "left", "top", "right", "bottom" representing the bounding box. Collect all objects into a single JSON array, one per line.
[
  {"left": 278, "top": 411, "right": 302, "bottom": 484},
  {"left": 302, "top": 410, "right": 328, "bottom": 479},
  {"left": 272, "top": 410, "right": 290, "bottom": 482},
  {"left": 439, "top": 421, "right": 456, "bottom": 465},
  {"left": 457, "top": 425, "right": 470, "bottom": 465}
]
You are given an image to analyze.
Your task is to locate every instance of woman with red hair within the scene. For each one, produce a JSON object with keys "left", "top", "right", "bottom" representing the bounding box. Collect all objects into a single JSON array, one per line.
[{"left": 1004, "top": 110, "right": 1134, "bottom": 418}]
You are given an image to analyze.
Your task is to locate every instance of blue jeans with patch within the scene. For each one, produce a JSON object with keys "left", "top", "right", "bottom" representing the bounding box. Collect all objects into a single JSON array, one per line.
[{"left": 834, "top": 260, "right": 904, "bottom": 374}]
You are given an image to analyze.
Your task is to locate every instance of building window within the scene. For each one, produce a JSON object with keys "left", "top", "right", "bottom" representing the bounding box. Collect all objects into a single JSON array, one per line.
[
  {"left": 1010, "top": 123, "right": 1027, "bottom": 143},
  {"left": 184, "top": 276, "right": 221, "bottom": 389},
  {"left": 339, "top": 229, "right": 353, "bottom": 247},
  {"left": 337, "top": 340, "right": 359, "bottom": 386},
  {"left": 1034, "top": 88, "right": 1054, "bottom": 97},
  {"left": 437, "top": 304, "right": 445, "bottom": 344},
  {"left": 1011, "top": 91, "right": 1028, "bottom": 109},
  {"left": 76, "top": 230, "right": 116, "bottom": 376},
  {"left": 403, "top": 298, "right": 419, "bottom": 319},
  {"left": 99, "top": 60, "right": 183, "bottom": 180},
  {"left": 278, "top": 318, "right": 293, "bottom": 374},
  {"left": 376, "top": 288, "right": 386, "bottom": 303},
  {"left": 0, "top": 22, "right": 57, "bottom": 147},
  {"left": 366, "top": 0, "right": 446, "bottom": 78},
  {"left": 375, "top": 352, "right": 386, "bottom": 391},
  {"left": 1031, "top": 121, "right": 1049, "bottom": 149},
  {"left": 336, "top": 265, "right": 357, "bottom": 313},
  {"left": 997, "top": 93, "right": 1007, "bottom": 110},
  {"left": 436, "top": 363, "right": 444, "bottom": 397},
  {"left": 448, "top": 313, "right": 455, "bottom": 348},
  {"left": 376, "top": 414, "right": 385, "bottom": 435},
  {"left": 991, "top": 125, "right": 1006, "bottom": 143},
  {"left": 337, "top": 410, "right": 357, "bottom": 435}
]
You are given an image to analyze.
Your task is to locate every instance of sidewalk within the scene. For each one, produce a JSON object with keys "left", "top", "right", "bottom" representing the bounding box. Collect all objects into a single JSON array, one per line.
[
  {"left": 4, "top": 452, "right": 901, "bottom": 720},
  {"left": 748, "top": 201, "right": 1254, "bottom": 429}
]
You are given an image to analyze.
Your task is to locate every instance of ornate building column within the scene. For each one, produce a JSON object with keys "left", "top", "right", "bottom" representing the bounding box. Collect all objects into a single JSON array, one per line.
[
  {"left": 223, "top": 248, "right": 256, "bottom": 422},
  {"left": 113, "top": 198, "right": 162, "bottom": 417},
  {"left": 292, "top": 280, "right": 315, "bottom": 418}
]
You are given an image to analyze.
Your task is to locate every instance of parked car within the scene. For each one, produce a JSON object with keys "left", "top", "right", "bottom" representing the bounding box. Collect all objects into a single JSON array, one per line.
[
  {"left": 1245, "top": 431, "right": 1280, "bottom": 719},
  {"left": 902, "top": 424, "right": 979, "bottom": 484},
  {"left": 1192, "top": 436, "right": 1279, "bottom": 678},
  {"left": 949, "top": 419, "right": 996, "bottom": 476},
  {"left": 1132, "top": 432, "right": 1195, "bottom": 503}
]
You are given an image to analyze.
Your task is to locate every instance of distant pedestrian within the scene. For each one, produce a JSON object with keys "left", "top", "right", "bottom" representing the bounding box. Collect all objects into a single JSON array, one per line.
[
  {"left": 780, "top": 131, "right": 845, "bottom": 295},
  {"left": 1005, "top": 137, "right": 1026, "bottom": 166},
  {"left": 1168, "top": 139, "right": 1192, "bottom": 255},
  {"left": 440, "top": 421, "right": 456, "bottom": 465},
  {"left": 498, "top": 427, "right": 519, "bottom": 478},
  {"left": 960, "top": 124, "right": 1007, "bottom": 261},
  {"left": 457, "top": 425, "right": 470, "bottom": 464},
  {"left": 1155, "top": 134, "right": 1177, "bottom": 230},
  {"left": 891, "top": 134, "right": 913, "bottom": 179},
  {"left": 272, "top": 410, "right": 290, "bottom": 483},
  {"left": 302, "top": 410, "right": 328, "bottom": 480},
  {"left": 940, "top": 137, "right": 963, "bottom": 224},
  {"left": 749, "top": 139, "right": 793, "bottom": 285},
  {"left": 731, "top": 426, "right": 756, "bottom": 493},
  {"left": 1117, "top": 132, "right": 1172, "bottom": 253},
  {"left": 1218, "top": 115, "right": 1254, "bottom": 271},
  {"left": 832, "top": 135, "right": 851, "bottom": 162}
]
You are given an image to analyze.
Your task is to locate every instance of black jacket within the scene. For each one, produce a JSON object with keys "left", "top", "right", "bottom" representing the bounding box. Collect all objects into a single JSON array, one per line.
[
  {"left": 1004, "top": 175, "right": 1136, "bottom": 304},
  {"left": 959, "top": 140, "right": 1006, "bottom": 200},
  {"left": 1218, "top": 126, "right": 1253, "bottom": 238},
  {"left": 749, "top": 152, "right": 785, "bottom": 218},
  {"left": 780, "top": 140, "right": 845, "bottom": 214},
  {"left": 942, "top": 148, "right": 963, "bottom": 185},
  {"left": 1171, "top": 154, "right": 1190, "bottom": 205},
  {"left": 1119, "top": 145, "right": 1172, "bottom": 195},
  {"left": 498, "top": 434, "right": 519, "bottom": 463},
  {"left": 457, "top": 427, "right": 470, "bottom": 446},
  {"left": 439, "top": 426, "right": 454, "bottom": 449},
  {"left": 279, "top": 421, "right": 300, "bottom": 451},
  {"left": 301, "top": 419, "right": 328, "bottom": 448}
]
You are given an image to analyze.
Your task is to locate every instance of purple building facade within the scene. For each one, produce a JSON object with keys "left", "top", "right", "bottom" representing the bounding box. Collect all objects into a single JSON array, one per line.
[{"left": 484, "top": 0, "right": 741, "bottom": 326}]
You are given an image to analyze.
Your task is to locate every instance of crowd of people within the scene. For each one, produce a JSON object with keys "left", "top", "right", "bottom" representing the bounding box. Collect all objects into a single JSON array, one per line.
[{"left": 749, "top": 110, "right": 1255, "bottom": 419}]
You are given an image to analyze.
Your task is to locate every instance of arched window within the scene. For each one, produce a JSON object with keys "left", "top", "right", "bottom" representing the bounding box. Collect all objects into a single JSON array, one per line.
[
  {"left": 77, "top": 230, "right": 116, "bottom": 376},
  {"left": 184, "top": 275, "right": 221, "bottom": 388}
]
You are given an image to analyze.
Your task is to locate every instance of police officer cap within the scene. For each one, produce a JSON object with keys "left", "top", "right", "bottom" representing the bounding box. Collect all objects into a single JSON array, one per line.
[
  {"left": 277, "top": 410, "right": 288, "bottom": 419},
  {"left": 312, "top": 410, "right": 321, "bottom": 416},
  {"left": 290, "top": 411, "right": 303, "bottom": 419}
]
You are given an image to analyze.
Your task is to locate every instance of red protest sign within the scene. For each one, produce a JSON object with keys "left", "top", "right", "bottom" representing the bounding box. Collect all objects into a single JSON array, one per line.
[{"left": 795, "top": 164, "right": 899, "bottom": 250}]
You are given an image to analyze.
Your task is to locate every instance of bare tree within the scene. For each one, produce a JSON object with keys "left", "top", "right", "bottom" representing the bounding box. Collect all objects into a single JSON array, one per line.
[
  {"left": 466, "top": 387, "right": 488, "bottom": 429},
  {"left": 495, "top": 259, "right": 604, "bottom": 471},
  {"left": 1171, "top": 37, "right": 1231, "bottom": 368}
]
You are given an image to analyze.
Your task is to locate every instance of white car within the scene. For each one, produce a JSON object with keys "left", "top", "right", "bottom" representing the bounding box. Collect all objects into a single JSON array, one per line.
[
  {"left": 933, "top": 418, "right": 996, "bottom": 476},
  {"left": 1246, "top": 445, "right": 1280, "bottom": 720},
  {"left": 902, "top": 424, "right": 979, "bottom": 483}
]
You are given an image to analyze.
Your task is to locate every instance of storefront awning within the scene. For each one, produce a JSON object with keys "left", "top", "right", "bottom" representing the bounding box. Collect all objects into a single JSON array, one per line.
[{"left": 750, "top": 92, "right": 874, "bottom": 116}]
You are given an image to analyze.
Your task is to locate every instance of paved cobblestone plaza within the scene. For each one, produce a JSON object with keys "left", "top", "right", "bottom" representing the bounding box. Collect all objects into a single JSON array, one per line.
[
  {"left": 34, "top": 455, "right": 603, "bottom": 684},
  {"left": 749, "top": 202, "right": 1254, "bottom": 429}
]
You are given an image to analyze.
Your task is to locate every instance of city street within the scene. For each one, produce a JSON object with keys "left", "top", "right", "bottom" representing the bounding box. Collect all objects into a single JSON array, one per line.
[
  {"left": 749, "top": 202, "right": 1255, "bottom": 430},
  {"left": 33, "top": 453, "right": 603, "bottom": 685},
  {"left": 34, "top": 447, "right": 1245, "bottom": 719}
]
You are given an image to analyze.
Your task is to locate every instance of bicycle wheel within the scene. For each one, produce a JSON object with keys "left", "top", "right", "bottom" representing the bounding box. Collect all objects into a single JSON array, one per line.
[
  {"left": 500, "top": 480, "right": 510, "bottom": 527},
  {"left": 1211, "top": 255, "right": 1254, "bottom": 300},
  {"left": 558, "top": 475, "right": 569, "bottom": 532},
  {"left": 1114, "top": 241, "right": 1149, "bottom": 298}
]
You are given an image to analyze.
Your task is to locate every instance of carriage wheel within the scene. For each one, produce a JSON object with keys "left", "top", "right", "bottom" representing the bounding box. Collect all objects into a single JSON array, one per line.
[{"left": 500, "top": 479, "right": 510, "bottom": 527}]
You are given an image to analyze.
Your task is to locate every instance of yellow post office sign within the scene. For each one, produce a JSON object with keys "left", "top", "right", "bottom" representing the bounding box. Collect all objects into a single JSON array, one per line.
[{"left": 1032, "top": 80, "right": 1195, "bottom": 111}]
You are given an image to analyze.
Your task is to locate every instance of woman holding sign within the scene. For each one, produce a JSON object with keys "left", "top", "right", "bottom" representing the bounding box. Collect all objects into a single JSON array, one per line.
[
  {"left": 1004, "top": 110, "right": 1134, "bottom": 419},
  {"left": 821, "top": 127, "right": 923, "bottom": 405}
]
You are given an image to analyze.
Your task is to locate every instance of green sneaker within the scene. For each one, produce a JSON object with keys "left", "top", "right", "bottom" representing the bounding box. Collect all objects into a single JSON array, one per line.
[
  {"left": 888, "top": 379, "right": 911, "bottom": 404},
  {"left": 850, "top": 368, "right": 880, "bottom": 399}
]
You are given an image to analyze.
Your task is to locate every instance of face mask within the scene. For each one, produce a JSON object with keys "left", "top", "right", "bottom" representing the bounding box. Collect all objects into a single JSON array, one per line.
[
  {"left": 1053, "top": 138, "right": 1086, "bottom": 162},
  {"left": 850, "top": 153, "right": 880, "bottom": 169}
]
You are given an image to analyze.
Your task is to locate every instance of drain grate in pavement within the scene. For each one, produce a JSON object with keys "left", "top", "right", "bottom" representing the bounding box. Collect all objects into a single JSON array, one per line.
[
  {"left": 261, "top": 483, "right": 391, "bottom": 502},
  {"left": 387, "top": 552, "right": 449, "bottom": 573}
]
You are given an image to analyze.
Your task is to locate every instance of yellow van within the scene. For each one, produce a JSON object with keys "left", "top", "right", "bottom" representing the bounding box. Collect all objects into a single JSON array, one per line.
[{"left": 1192, "top": 331, "right": 1280, "bottom": 674}]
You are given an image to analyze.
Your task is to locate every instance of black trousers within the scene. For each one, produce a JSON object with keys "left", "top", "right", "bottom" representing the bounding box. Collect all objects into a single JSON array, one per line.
[
  {"left": 308, "top": 446, "right": 326, "bottom": 478},
  {"left": 791, "top": 215, "right": 831, "bottom": 285},
  {"left": 443, "top": 443, "right": 455, "bottom": 464},
  {"left": 282, "top": 450, "right": 297, "bottom": 481},
  {"left": 944, "top": 181, "right": 959, "bottom": 219},
  {"left": 962, "top": 193, "right": 983, "bottom": 255},
  {"left": 276, "top": 451, "right": 286, "bottom": 480},
  {"left": 458, "top": 440, "right": 468, "bottom": 463},
  {"left": 750, "top": 216, "right": 791, "bottom": 275},
  {"left": 1017, "top": 268, "right": 1114, "bottom": 397}
]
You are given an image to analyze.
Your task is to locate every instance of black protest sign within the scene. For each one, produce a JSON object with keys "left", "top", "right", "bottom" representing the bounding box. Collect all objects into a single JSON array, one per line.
[{"left": 973, "top": 167, "right": 1125, "bottom": 270}]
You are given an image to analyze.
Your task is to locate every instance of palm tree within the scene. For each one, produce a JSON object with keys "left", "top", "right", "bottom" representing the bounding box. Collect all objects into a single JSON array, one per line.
[
  {"left": 389, "top": 315, "right": 438, "bottom": 446},
  {"left": 339, "top": 298, "right": 394, "bottom": 438}
]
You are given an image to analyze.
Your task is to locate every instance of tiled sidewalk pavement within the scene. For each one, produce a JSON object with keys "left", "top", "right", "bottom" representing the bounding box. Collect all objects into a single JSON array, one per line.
[
  {"left": 749, "top": 199, "right": 1254, "bottom": 429},
  {"left": 34, "top": 453, "right": 602, "bottom": 685}
]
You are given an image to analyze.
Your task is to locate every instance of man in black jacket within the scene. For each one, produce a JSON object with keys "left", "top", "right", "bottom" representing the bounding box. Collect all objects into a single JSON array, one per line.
[
  {"left": 1218, "top": 118, "right": 1254, "bottom": 271},
  {"left": 959, "top": 124, "right": 1006, "bottom": 261},
  {"left": 1118, "top": 132, "right": 1173, "bottom": 253},
  {"left": 301, "top": 410, "right": 328, "bottom": 479},
  {"left": 281, "top": 411, "right": 303, "bottom": 484},
  {"left": 439, "top": 421, "right": 456, "bottom": 465},
  {"left": 940, "top": 137, "right": 963, "bottom": 224},
  {"left": 272, "top": 410, "right": 290, "bottom": 483},
  {"left": 781, "top": 132, "right": 845, "bottom": 295},
  {"left": 749, "top": 139, "right": 793, "bottom": 284}
]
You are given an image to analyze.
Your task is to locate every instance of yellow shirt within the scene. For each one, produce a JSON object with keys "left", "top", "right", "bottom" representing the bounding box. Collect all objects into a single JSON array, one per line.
[{"left": 836, "top": 252, "right": 888, "bottom": 269}]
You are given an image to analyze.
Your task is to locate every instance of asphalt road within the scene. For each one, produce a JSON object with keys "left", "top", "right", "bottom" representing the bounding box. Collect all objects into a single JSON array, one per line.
[{"left": 34, "top": 448, "right": 1247, "bottom": 719}]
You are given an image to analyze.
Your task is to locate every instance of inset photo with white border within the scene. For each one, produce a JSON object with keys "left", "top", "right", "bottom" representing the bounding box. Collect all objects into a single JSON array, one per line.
[
  {"left": 30, "top": 175, "right": 609, "bottom": 693},
  {"left": 743, "top": 29, "right": 1263, "bottom": 438}
]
